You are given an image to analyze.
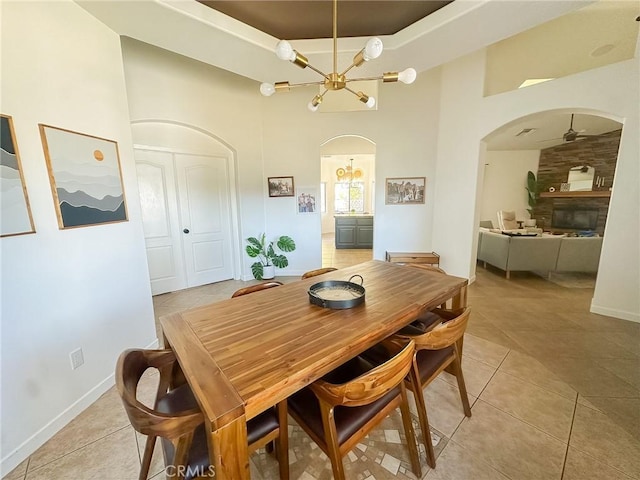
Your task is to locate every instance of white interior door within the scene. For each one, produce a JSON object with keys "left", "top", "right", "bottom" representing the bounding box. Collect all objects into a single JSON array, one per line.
[
  {"left": 175, "top": 154, "right": 234, "bottom": 287},
  {"left": 135, "top": 149, "right": 186, "bottom": 294}
]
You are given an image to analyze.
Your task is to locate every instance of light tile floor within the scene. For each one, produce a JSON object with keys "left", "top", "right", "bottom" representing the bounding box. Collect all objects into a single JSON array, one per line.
[
  {"left": 322, "top": 233, "right": 373, "bottom": 269},
  {"left": 5, "top": 249, "right": 639, "bottom": 480}
]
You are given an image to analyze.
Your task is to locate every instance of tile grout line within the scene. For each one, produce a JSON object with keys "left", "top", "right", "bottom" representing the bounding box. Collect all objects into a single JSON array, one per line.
[
  {"left": 20, "top": 456, "right": 31, "bottom": 480},
  {"left": 448, "top": 347, "right": 508, "bottom": 441},
  {"left": 446, "top": 438, "right": 516, "bottom": 480},
  {"left": 24, "top": 424, "right": 132, "bottom": 474},
  {"left": 497, "top": 369, "right": 577, "bottom": 401},
  {"left": 559, "top": 392, "right": 579, "bottom": 480},
  {"left": 456, "top": 350, "right": 580, "bottom": 445}
]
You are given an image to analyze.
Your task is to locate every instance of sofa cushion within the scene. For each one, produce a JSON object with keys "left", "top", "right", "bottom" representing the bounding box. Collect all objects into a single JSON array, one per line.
[
  {"left": 507, "top": 236, "right": 562, "bottom": 272},
  {"left": 478, "top": 231, "right": 510, "bottom": 269},
  {"left": 555, "top": 237, "right": 603, "bottom": 272}
]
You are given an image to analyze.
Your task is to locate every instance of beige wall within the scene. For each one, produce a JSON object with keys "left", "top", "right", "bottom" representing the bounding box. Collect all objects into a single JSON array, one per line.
[
  {"left": 1, "top": 2, "right": 155, "bottom": 474},
  {"left": 434, "top": 51, "right": 639, "bottom": 320},
  {"left": 480, "top": 150, "right": 541, "bottom": 226},
  {"left": 2, "top": 3, "right": 638, "bottom": 475}
]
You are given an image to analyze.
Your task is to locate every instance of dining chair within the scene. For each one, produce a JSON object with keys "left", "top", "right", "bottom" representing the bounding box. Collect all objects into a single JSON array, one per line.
[
  {"left": 231, "top": 281, "right": 283, "bottom": 297},
  {"left": 116, "top": 349, "right": 289, "bottom": 480},
  {"left": 301, "top": 267, "right": 338, "bottom": 279},
  {"left": 287, "top": 340, "right": 421, "bottom": 480},
  {"left": 363, "top": 307, "right": 472, "bottom": 468}
]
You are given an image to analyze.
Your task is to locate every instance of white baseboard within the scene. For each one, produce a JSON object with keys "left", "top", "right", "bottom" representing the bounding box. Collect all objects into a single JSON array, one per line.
[
  {"left": 0, "top": 338, "right": 159, "bottom": 477},
  {"left": 590, "top": 302, "right": 640, "bottom": 323}
]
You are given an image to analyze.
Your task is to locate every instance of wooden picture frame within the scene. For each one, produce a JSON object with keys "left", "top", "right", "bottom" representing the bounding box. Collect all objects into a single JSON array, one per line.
[
  {"left": 296, "top": 187, "right": 318, "bottom": 214},
  {"left": 385, "top": 177, "right": 426, "bottom": 205},
  {"left": 268, "top": 176, "right": 295, "bottom": 197},
  {"left": 39, "top": 124, "right": 128, "bottom": 229},
  {"left": 1, "top": 114, "right": 36, "bottom": 237}
]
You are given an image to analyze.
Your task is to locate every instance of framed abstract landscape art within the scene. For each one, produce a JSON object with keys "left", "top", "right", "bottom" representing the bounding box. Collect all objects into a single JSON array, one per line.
[
  {"left": 1, "top": 114, "right": 36, "bottom": 237},
  {"left": 39, "top": 124, "right": 128, "bottom": 229}
]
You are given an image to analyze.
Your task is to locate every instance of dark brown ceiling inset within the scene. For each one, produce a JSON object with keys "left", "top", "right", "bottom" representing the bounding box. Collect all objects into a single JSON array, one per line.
[{"left": 198, "top": 1, "right": 453, "bottom": 40}]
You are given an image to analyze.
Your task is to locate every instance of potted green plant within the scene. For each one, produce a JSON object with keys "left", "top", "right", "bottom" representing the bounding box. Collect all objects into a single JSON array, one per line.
[
  {"left": 245, "top": 233, "right": 296, "bottom": 280},
  {"left": 525, "top": 170, "right": 538, "bottom": 224}
]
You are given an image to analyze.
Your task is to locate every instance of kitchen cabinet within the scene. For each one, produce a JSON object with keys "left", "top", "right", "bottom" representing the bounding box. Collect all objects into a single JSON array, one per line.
[{"left": 334, "top": 215, "right": 373, "bottom": 249}]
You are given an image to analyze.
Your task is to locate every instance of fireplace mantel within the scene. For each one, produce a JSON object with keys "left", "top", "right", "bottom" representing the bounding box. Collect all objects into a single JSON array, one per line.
[{"left": 539, "top": 191, "right": 611, "bottom": 198}]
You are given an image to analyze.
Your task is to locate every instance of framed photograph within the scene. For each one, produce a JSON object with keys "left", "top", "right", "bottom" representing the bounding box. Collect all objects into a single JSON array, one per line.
[
  {"left": 39, "top": 124, "right": 128, "bottom": 229},
  {"left": 385, "top": 177, "right": 426, "bottom": 205},
  {"left": 1, "top": 114, "right": 36, "bottom": 237},
  {"left": 268, "top": 176, "right": 295, "bottom": 197},
  {"left": 296, "top": 187, "right": 318, "bottom": 214}
]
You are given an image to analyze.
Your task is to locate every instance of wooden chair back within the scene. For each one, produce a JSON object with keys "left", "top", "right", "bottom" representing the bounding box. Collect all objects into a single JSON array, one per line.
[
  {"left": 392, "top": 307, "right": 471, "bottom": 469},
  {"left": 116, "top": 349, "right": 203, "bottom": 438},
  {"left": 310, "top": 340, "right": 415, "bottom": 408},
  {"left": 231, "top": 281, "right": 283, "bottom": 297},
  {"left": 397, "top": 307, "right": 470, "bottom": 350},
  {"left": 116, "top": 349, "right": 205, "bottom": 480},
  {"left": 301, "top": 267, "right": 338, "bottom": 279},
  {"left": 292, "top": 339, "right": 421, "bottom": 479}
]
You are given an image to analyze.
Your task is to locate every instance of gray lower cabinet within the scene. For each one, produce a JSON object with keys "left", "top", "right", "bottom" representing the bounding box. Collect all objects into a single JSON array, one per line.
[{"left": 335, "top": 216, "right": 373, "bottom": 249}]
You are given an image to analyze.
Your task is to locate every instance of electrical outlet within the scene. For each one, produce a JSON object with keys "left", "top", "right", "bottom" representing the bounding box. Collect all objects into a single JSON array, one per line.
[{"left": 70, "top": 348, "right": 84, "bottom": 370}]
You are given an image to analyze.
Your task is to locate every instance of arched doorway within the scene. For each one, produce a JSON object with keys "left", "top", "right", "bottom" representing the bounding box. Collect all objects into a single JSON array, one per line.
[
  {"left": 478, "top": 109, "right": 623, "bottom": 284},
  {"left": 320, "top": 135, "right": 376, "bottom": 268},
  {"left": 131, "top": 121, "right": 240, "bottom": 294}
]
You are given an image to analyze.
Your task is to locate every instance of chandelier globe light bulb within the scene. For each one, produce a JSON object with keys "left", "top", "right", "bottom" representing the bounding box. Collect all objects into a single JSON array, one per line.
[
  {"left": 363, "top": 37, "right": 383, "bottom": 61},
  {"left": 308, "top": 101, "right": 319, "bottom": 112},
  {"left": 398, "top": 68, "right": 417, "bottom": 84},
  {"left": 365, "top": 96, "right": 376, "bottom": 108},
  {"left": 275, "top": 40, "right": 296, "bottom": 61},
  {"left": 260, "top": 83, "right": 276, "bottom": 97}
]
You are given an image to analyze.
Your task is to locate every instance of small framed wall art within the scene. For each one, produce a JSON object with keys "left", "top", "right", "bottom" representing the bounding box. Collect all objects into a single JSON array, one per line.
[
  {"left": 296, "top": 187, "right": 318, "bottom": 214},
  {"left": 39, "top": 124, "right": 128, "bottom": 229},
  {"left": 1, "top": 114, "right": 36, "bottom": 237},
  {"left": 385, "top": 177, "right": 426, "bottom": 205},
  {"left": 268, "top": 176, "right": 295, "bottom": 197}
]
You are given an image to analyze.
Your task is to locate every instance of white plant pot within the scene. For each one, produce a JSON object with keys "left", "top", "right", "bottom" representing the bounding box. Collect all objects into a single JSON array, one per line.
[
  {"left": 262, "top": 264, "right": 276, "bottom": 280},
  {"left": 524, "top": 219, "right": 537, "bottom": 227}
]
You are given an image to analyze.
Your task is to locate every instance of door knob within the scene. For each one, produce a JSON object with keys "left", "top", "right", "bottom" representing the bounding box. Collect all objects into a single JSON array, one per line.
[{"left": 183, "top": 228, "right": 190, "bottom": 234}]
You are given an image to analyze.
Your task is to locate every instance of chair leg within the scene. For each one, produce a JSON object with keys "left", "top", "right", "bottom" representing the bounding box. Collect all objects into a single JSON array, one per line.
[
  {"left": 408, "top": 362, "right": 436, "bottom": 468},
  {"left": 399, "top": 383, "right": 421, "bottom": 478},
  {"left": 172, "top": 432, "right": 194, "bottom": 480},
  {"left": 139, "top": 435, "right": 156, "bottom": 480},
  {"left": 318, "top": 401, "right": 346, "bottom": 480},
  {"left": 452, "top": 349, "right": 472, "bottom": 417},
  {"left": 275, "top": 401, "right": 289, "bottom": 480}
]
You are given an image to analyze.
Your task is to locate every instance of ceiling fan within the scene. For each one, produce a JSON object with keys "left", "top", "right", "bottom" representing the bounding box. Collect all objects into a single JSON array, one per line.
[
  {"left": 540, "top": 114, "right": 604, "bottom": 143},
  {"left": 562, "top": 114, "right": 600, "bottom": 141}
]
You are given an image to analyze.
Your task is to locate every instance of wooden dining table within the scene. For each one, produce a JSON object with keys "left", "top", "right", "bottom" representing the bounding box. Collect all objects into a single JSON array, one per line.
[{"left": 160, "top": 259, "right": 468, "bottom": 479}]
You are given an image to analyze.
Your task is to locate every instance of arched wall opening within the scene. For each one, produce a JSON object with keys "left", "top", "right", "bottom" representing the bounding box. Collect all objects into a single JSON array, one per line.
[
  {"left": 319, "top": 135, "right": 376, "bottom": 266},
  {"left": 474, "top": 107, "right": 624, "bottom": 282}
]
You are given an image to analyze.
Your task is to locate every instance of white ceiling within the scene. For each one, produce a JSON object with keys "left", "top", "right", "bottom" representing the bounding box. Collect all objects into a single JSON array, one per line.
[
  {"left": 484, "top": 112, "right": 622, "bottom": 151},
  {"left": 77, "top": 0, "right": 594, "bottom": 85},
  {"left": 76, "top": 0, "right": 635, "bottom": 150}
]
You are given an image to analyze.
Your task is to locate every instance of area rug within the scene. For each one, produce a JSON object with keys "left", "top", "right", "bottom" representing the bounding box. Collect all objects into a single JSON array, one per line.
[{"left": 547, "top": 272, "right": 597, "bottom": 289}]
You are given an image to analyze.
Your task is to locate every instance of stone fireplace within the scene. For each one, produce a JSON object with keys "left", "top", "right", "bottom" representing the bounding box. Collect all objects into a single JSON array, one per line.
[{"left": 533, "top": 129, "right": 621, "bottom": 236}]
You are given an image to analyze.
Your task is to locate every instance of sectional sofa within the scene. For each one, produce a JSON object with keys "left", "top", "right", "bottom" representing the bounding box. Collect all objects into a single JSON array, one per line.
[{"left": 477, "top": 229, "right": 603, "bottom": 278}]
